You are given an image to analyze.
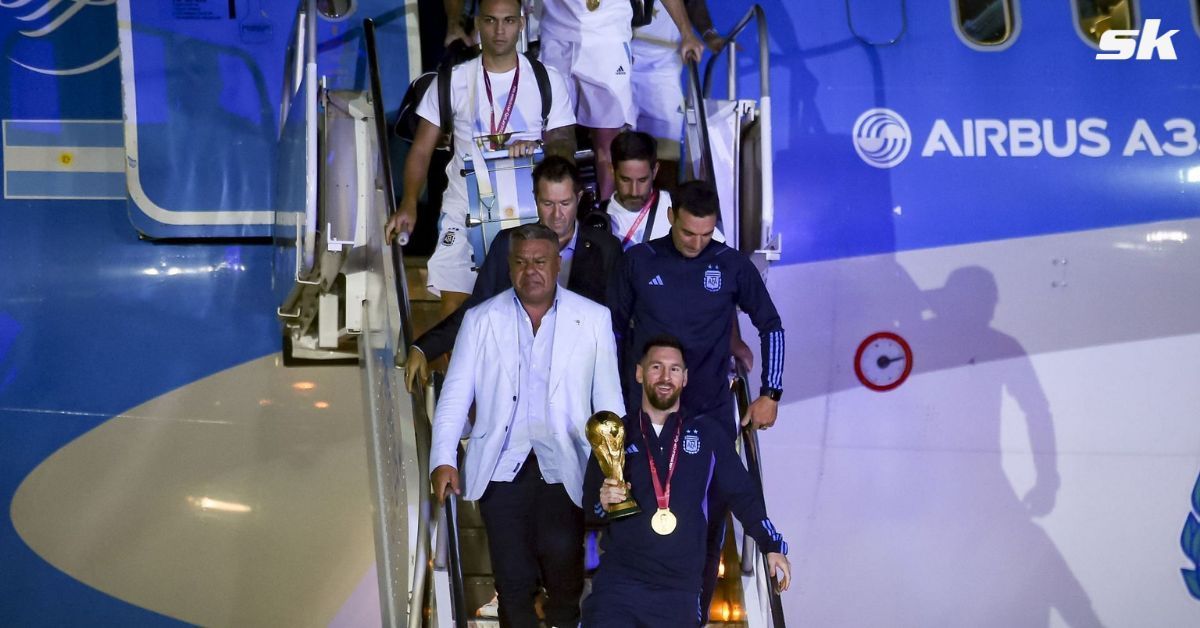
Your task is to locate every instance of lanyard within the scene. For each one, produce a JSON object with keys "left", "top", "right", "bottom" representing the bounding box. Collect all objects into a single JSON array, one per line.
[
  {"left": 482, "top": 59, "right": 520, "bottom": 150},
  {"left": 621, "top": 190, "right": 658, "bottom": 246},
  {"left": 639, "top": 411, "right": 682, "bottom": 512}
]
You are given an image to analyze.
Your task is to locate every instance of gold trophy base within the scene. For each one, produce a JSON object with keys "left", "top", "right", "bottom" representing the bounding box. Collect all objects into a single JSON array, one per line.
[{"left": 606, "top": 498, "right": 641, "bottom": 520}]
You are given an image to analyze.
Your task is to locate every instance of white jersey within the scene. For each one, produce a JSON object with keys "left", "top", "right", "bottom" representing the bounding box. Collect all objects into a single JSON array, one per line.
[
  {"left": 416, "top": 55, "right": 575, "bottom": 225},
  {"left": 632, "top": 4, "right": 682, "bottom": 71},
  {"left": 606, "top": 189, "right": 726, "bottom": 249},
  {"left": 522, "top": 0, "right": 543, "bottom": 42},
  {"left": 540, "top": 0, "right": 632, "bottom": 44}
]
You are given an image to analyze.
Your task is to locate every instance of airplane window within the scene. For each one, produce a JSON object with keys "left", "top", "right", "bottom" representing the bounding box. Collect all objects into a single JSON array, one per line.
[
  {"left": 317, "top": 0, "right": 357, "bottom": 21},
  {"left": 955, "top": 0, "right": 1014, "bottom": 46},
  {"left": 1075, "top": 0, "right": 1137, "bottom": 44}
]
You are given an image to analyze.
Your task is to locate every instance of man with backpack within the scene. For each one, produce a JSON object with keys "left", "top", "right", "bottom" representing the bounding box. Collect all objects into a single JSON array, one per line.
[{"left": 385, "top": 0, "right": 577, "bottom": 320}]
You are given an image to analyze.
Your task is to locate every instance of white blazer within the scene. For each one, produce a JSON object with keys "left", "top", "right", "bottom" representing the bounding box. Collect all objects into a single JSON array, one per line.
[{"left": 430, "top": 287, "right": 626, "bottom": 506}]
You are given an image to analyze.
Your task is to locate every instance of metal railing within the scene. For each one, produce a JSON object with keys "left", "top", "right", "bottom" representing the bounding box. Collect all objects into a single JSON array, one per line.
[
  {"left": 685, "top": 59, "right": 719, "bottom": 191},
  {"left": 426, "top": 371, "right": 469, "bottom": 628},
  {"left": 365, "top": 18, "right": 415, "bottom": 348},
  {"left": 700, "top": 4, "right": 778, "bottom": 260},
  {"left": 441, "top": 494, "right": 469, "bottom": 628},
  {"left": 363, "top": 17, "right": 429, "bottom": 628},
  {"left": 732, "top": 366, "right": 787, "bottom": 628}
]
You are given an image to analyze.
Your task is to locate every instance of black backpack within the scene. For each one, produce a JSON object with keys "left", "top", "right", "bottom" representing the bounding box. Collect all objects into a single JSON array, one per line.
[{"left": 394, "top": 46, "right": 553, "bottom": 151}]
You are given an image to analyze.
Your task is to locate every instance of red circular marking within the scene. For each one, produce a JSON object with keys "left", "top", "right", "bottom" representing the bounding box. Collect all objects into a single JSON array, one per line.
[{"left": 854, "top": 331, "right": 913, "bottom": 392}]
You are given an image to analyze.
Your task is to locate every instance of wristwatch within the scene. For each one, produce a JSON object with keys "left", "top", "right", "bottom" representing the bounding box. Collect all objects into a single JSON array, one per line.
[{"left": 760, "top": 387, "right": 783, "bottom": 402}]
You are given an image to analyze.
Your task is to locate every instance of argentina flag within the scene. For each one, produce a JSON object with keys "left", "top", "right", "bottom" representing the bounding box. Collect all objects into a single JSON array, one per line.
[
  {"left": 464, "top": 149, "right": 543, "bottom": 264},
  {"left": 3, "top": 120, "right": 125, "bottom": 200}
]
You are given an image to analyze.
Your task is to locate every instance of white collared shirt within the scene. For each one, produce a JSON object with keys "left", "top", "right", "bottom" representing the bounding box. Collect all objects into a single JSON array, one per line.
[
  {"left": 491, "top": 294, "right": 561, "bottom": 483},
  {"left": 558, "top": 226, "right": 578, "bottom": 287}
]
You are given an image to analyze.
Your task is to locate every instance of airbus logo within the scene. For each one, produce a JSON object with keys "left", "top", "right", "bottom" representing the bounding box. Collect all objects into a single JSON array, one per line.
[
  {"left": 852, "top": 108, "right": 912, "bottom": 169},
  {"left": 853, "top": 109, "right": 1200, "bottom": 163}
]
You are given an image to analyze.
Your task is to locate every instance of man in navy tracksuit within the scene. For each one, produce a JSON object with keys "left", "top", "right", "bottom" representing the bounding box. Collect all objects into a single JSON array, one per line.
[
  {"left": 582, "top": 336, "right": 790, "bottom": 626},
  {"left": 608, "top": 179, "right": 786, "bottom": 619}
]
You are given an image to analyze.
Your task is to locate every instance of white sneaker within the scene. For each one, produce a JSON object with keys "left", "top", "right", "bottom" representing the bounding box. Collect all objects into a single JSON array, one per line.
[{"left": 476, "top": 593, "right": 499, "bottom": 618}]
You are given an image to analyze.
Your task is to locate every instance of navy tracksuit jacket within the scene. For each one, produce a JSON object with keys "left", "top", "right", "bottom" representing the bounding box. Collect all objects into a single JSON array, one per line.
[
  {"left": 608, "top": 236, "right": 785, "bottom": 432},
  {"left": 582, "top": 411, "right": 787, "bottom": 620}
]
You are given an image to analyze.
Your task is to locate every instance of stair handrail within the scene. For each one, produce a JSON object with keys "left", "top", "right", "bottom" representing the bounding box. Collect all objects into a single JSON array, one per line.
[
  {"left": 700, "top": 4, "right": 778, "bottom": 260},
  {"left": 364, "top": 18, "right": 430, "bottom": 628},
  {"left": 364, "top": 18, "right": 415, "bottom": 349},
  {"left": 701, "top": 5, "right": 768, "bottom": 102},
  {"left": 684, "top": 59, "right": 719, "bottom": 190},
  {"left": 442, "top": 494, "right": 469, "bottom": 627},
  {"left": 426, "top": 371, "right": 470, "bottom": 628},
  {"left": 732, "top": 364, "right": 787, "bottom": 627}
]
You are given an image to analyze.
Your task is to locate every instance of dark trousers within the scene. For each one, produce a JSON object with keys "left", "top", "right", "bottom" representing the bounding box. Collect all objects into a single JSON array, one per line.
[
  {"left": 479, "top": 453, "right": 585, "bottom": 628},
  {"left": 699, "top": 398, "right": 736, "bottom": 623},
  {"left": 583, "top": 568, "right": 701, "bottom": 627}
]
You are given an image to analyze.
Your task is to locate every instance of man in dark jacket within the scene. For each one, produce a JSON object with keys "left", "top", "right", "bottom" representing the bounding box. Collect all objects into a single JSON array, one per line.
[
  {"left": 403, "top": 155, "right": 622, "bottom": 391},
  {"left": 583, "top": 335, "right": 790, "bottom": 626}
]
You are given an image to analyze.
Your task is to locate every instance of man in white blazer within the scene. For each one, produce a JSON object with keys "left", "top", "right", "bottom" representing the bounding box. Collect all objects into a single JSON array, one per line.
[{"left": 430, "top": 222, "right": 625, "bottom": 627}]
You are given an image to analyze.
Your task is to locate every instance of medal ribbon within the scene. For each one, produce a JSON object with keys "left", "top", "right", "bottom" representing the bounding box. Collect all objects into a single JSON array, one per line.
[
  {"left": 482, "top": 59, "right": 520, "bottom": 150},
  {"left": 639, "top": 411, "right": 682, "bottom": 512},
  {"left": 621, "top": 190, "right": 658, "bottom": 246}
]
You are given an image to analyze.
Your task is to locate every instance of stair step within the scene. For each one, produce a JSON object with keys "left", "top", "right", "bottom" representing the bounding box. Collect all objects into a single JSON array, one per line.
[{"left": 403, "top": 257, "right": 437, "bottom": 302}]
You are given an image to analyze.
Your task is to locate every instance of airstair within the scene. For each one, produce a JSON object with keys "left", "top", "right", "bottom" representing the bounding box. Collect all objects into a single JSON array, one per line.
[{"left": 272, "top": 2, "right": 786, "bottom": 625}]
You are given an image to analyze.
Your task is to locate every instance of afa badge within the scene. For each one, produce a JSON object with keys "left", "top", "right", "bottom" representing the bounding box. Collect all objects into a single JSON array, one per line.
[
  {"left": 683, "top": 431, "right": 701, "bottom": 455},
  {"left": 703, "top": 265, "right": 722, "bottom": 293}
]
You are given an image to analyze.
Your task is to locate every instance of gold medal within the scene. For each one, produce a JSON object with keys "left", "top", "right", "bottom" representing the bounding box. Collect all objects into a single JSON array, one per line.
[
  {"left": 485, "top": 132, "right": 512, "bottom": 150},
  {"left": 651, "top": 508, "right": 677, "bottom": 535},
  {"left": 586, "top": 0, "right": 600, "bottom": 11}
]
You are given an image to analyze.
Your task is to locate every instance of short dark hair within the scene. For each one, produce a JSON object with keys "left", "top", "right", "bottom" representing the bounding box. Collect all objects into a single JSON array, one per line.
[
  {"left": 672, "top": 180, "right": 720, "bottom": 219},
  {"left": 641, "top": 334, "right": 686, "bottom": 366},
  {"left": 531, "top": 155, "right": 582, "bottom": 195},
  {"left": 478, "top": 0, "right": 523, "bottom": 15},
  {"left": 610, "top": 131, "right": 658, "bottom": 169},
  {"left": 508, "top": 222, "right": 559, "bottom": 248}
]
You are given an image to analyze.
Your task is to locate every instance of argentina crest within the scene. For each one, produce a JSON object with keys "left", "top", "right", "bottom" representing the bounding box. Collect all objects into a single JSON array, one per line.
[
  {"left": 683, "top": 429, "right": 700, "bottom": 455},
  {"left": 703, "top": 264, "right": 722, "bottom": 293}
]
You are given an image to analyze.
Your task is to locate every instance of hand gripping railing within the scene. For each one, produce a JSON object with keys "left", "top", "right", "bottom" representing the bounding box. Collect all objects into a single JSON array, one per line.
[
  {"left": 700, "top": 4, "right": 778, "bottom": 260},
  {"left": 732, "top": 365, "right": 786, "bottom": 627},
  {"left": 427, "top": 371, "right": 469, "bottom": 628}
]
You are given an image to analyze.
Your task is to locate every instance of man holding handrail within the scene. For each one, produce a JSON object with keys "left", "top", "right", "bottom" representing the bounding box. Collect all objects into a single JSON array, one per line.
[
  {"left": 583, "top": 335, "right": 790, "bottom": 626},
  {"left": 430, "top": 222, "right": 624, "bottom": 627}
]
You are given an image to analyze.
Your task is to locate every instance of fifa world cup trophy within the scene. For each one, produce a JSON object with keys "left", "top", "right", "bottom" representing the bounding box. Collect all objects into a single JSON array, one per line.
[{"left": 586, "top": 411, "right": 641, "bottom": 519}]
